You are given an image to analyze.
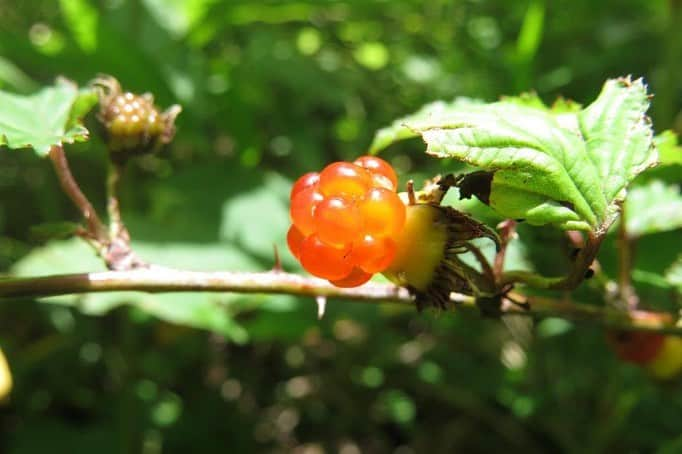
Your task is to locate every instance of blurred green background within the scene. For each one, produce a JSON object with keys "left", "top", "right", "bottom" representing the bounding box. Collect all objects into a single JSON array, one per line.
[{"left": 1, "top": 0, "right": 681, "bottom": 452}]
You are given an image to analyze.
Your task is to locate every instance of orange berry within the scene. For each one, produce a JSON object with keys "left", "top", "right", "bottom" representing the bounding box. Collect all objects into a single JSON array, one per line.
[
  {"left": 359, "top": 188, "right": 406, "bottom": 238},
  {"left": 290, "top": 186, "right": 324, "bottom": 235},
  {"left": 291, "top": 172, "right": 320, "bottom": 199},
  {"left": 354, "top": 156, "right": 398, "bottom": 190},
  {"left": 351, "top": 235, "right": 396, "bottom": 273},
  {"left": 318, "top": 162, "right": 372, "bottom": 198},
  {"left": 330, "top": 267, "right": 372, "bottom": 288},
  {"left": 314, "top": 196, "right": 363, "bottom": 247},
  {"left": 300, "top": 235, "right": 354, "bottom": 280},
  {"left": 286, "top": 225, "right": 305, "bottom": 259},
  {"left": 370, "top": 173, "right": 395, "bottom": 191}
]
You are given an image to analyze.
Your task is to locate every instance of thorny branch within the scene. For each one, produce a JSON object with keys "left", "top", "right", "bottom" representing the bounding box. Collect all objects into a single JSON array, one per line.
[{"left": 0, "top": 269, "right": 680, "bottom": 335}]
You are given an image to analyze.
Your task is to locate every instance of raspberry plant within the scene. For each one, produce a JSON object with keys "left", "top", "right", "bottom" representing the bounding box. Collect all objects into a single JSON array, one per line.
[{"left": 0, "top": 74, "right": 681, "bottom": 376}]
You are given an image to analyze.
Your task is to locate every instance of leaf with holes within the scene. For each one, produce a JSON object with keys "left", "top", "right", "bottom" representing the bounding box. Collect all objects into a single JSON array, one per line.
[
  {"left": 371, "top": 77, "right": 657, "bottom": 232},
  {"left": 0, "top": 78, "right": 97, "bottom": 156}
]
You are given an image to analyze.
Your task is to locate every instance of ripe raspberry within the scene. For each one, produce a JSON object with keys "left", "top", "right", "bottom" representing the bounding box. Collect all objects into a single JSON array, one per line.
[
  {"left": 354, "top": 156, "right": 398, "bottom": 190},
  {"left": 290, "top": 186, "right": 324, "bottom": 236},
  {"left": 299, "top": 235, "right": 354, "bottom": 280},
  {"left": 94, "top": 75, "right": 181, "bottom": 161},
  {"left": 314, "top": 196, "right": 363, "bottom": 247},
  {"left": 318, "top": 162, "right": 372, "bottom": 198},
  {"left": 286, "top": 225, "right": 305, "bottom": 259},
  {"left": 291, "top": 172, "right": 320, "bottom": 199},
  {"left": 608, "top": 331, "right": 665, "bottom": 365},
  {"left": 331, "top": 267, "right": 372, "bottom": 288},
  {"left": 287, "top": 155, "right": 406, "bottom": 287},
  {"left": 350, "top": 235, "right": 396, "bottom": 274},
  {"left": 360, "top": 187, "right": 405, "bottom": 238}
]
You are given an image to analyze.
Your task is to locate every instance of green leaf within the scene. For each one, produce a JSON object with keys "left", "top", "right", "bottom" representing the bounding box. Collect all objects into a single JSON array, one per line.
[
  {"left": 577, "top": 78, "right": 656, "bottom": 203},
  {"left": 9, "top": 238, "right": 266, "bottom": 343},
  {"left": 0, "top": 56, "right": 39, "bottom": 92},
  {"left": 654, "top": 130, "right": 682, "bottom": 166},
  {"left": 515, "top": 0, "right": 545, "bottom": 63},
  {"left": 665, "top": 256, "right": 682, "bottom": 294},
  {"left": 0, "top": 78, "right": 97, "bottom": 156},
  {"left": 624, "top": 180, "right": 682, "bottom": 237},
  {"left": 30, "top": 222, "right": 83, "bottom": 241},
  {"left": 369, "top": 94, "right": 581, "bottom": 155},
  {"left": 370, "top": 77, "right": 656, "bottom": 231},
  {"left": 59, "top": 0, "right": 99, "bottom": 53},
  {"left": 220, "top": 172, "right": 294, "bottom": 266},
  {"left": 369, "top": 97, "right": 483, "bottom": 154},
  {"left": 142, "top": 0, "right": 221, "bottom": 38}
]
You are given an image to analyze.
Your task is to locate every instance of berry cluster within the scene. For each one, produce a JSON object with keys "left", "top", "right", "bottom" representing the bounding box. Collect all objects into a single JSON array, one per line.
[
  {"left": 101, "top": 92, "right": 165, "bottom": 152},
  {"left": 94, "top": 75, "right": 181, "bottom": 161},
  {"left": 287, "top": 156, "right": 406, "bottom": 287}
]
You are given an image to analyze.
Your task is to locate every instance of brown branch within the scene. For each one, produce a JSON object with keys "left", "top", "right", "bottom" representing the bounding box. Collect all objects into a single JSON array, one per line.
[
  {"left": 0, "top": 270, "right": 681, "bottom": 335},
  {"left": 103, "top": 161, "right": 145, "bottom": 271},
  {"left": 493, "top": 219, "right": 517, "bottom": 283},
  {"left": 0, "top": 269, "right": 412, "bottom": 304},
  {"left": 106, "top": 161, "right": 126, "bottom": 240},
  {"left": 617, "top": 204, "right": 638, "bottom": 310},
  {"left": 49, "top": 145, "right": 108, "bottom": 242},
  {"left": 500, "top": 230, "right": 605, "bottom": 291},
  {"left": 550, "top": 230, "right": 604, "bottom": 290}
]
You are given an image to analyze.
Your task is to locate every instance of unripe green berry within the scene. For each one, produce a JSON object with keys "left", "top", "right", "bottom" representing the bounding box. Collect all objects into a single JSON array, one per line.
[{"left": 94, "top": 76, "right": 181, "bottom": 162}]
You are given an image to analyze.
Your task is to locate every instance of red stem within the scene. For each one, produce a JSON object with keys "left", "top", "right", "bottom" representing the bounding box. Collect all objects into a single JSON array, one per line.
[{"left": 49, "top": 145, "right": 108, "bottom": 242}]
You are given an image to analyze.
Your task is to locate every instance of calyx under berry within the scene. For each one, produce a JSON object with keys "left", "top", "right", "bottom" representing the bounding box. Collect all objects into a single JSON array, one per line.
[{"left": 382, "top": 190, "right": 500, "bottom": 310}]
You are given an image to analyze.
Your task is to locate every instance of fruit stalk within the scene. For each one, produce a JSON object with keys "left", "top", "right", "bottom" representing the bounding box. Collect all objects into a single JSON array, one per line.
[{"left": 48, "top": 145, "right": 108, "bottom": 244}]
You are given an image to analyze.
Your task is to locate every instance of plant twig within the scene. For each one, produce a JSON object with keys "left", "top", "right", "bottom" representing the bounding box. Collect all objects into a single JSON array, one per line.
[
  {"left": 0, "top": 269, "right": 412, "bottom": 303},
  {"left": 0, "top": 270, "right": 681, "bottom": 335},
  {"left": 493, "top": 219, "right": 517, "bottom": 283},
  {"left": 103, "top": 161, "right": 145, "bottom": 271},
  {"left": 500, "top": 231, "right": 604, "bottom": 291},
  {"left": 551, "top": 231, "right": 604, "bottom": 290},
  {"left": 49, "top": 145, "right": 108, "bottom": 242},
  {"left": 107, "top": 161, "right": 127, "bottom": 241},
  {"left": 617, "top": 204, "right": 638, "bottom": 310}
]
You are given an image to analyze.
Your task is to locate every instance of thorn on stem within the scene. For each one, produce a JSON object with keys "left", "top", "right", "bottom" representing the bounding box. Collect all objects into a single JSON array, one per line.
[
  {"left": 316, "top": 296, "right": 327, "bottom": 319},
  {"left": 272, "top": 244, "right": 282, "bottom": 272}
]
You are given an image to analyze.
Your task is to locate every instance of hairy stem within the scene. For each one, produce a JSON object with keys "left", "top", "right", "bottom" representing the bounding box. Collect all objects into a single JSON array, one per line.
[
  {"left": 0, "top": 270, "right": 680, "bottom": 335},
  {"left": 617, "top": 204, "right": 638, "bottom": 310},
  {"left": 551, "top": 231, "right": 603, "bottom": 290},
  {"left": 107, "top": 161, "right": 127, "bottom": 241},
  {"left": 493, "top": 220, "right": 517, "bottom": 283},
  {"left": 49, "top": 145, "right": 108, "bottom": 242},
  {"left": 501, "top": 231, "right": 604, "bottom": 291}
]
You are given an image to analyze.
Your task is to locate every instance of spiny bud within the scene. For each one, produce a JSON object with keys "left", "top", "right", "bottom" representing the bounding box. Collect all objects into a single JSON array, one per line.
[{"left": 94, "top": 75, "right": 181, "bottom": 162}]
